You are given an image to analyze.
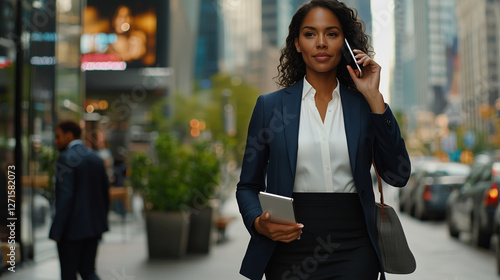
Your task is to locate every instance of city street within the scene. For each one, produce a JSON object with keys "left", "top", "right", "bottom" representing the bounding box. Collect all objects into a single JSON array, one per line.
[
  {"left": 3, "top": 187, "right": 500, "bottom": 280},
  {"left": 391, "top": 213, "right": 497, "bottom": 280},
  {"left": 3, "top": 0, "right": 500, "bottom": 279},
  {"left": 382, "top": 187, "right": 498, "bottom": 280}
]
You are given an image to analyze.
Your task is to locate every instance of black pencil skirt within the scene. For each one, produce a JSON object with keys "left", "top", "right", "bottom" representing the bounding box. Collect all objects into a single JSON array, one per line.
[{"left": 264, "top": 193, "right": 380, "bottom": 280}]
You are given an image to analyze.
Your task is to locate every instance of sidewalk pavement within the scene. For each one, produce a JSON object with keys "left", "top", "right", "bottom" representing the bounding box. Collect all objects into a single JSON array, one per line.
[{"left": 3, "top": 194, "right": 251, "bottom": 280}]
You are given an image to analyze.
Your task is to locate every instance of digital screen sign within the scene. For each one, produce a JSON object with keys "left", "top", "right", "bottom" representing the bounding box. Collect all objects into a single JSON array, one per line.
[{"left": 81, "top": 2, "right": 158, "bottom": 71}]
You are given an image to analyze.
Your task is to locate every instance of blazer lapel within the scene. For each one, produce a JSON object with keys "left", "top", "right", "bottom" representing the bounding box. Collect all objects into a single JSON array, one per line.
[
  {"left": 282, "top": 80, "right": 303, "bottom": 178},
  {"left": 340, "top": 85, "right": 360, "bottom": 175},
  {"left": 281, "top": 81, "right": 360, "bottom": 179}
]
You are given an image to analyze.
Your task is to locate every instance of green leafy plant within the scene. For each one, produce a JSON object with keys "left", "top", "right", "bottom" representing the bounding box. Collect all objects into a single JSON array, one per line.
[
  {"left": 185, "top": 141, "right": 221, "bottom": 208},
  {"left": 131, "top": 133, "right": 191, "bottom": 211},
  {"left": 38, "top": 145, "right": 57, "bottom": 201},
  {"left": 130, "top": 133, "right": 220, "bottom": 212}
]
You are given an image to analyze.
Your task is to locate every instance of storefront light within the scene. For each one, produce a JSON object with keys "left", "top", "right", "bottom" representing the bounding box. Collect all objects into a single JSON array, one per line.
[
  {"left": 98, "top": 100, "right": 109, "bottom": 110},
  {"left": 30, "top": 56, "right": 57, "bottom": 66},
  {"left": 190, "top": 119, "right": 200, "bottom": 128},
  {"left": 191, "top": 128, "right": 200, "bottom": 137},
  {"left": 86, "top": 105, "right": 95, "bottom": 113},
  {"left": 121, "top": 23, "right": 130, "bottom": 32},
  {"left": 32, "top": 0, "right": 42, "bottom": 8},
  {"left": 63, "top": 99, "right": 82, "bottom": 113},
  {"left": 81, "top": 61, "right": 127, "bottom": 71}
]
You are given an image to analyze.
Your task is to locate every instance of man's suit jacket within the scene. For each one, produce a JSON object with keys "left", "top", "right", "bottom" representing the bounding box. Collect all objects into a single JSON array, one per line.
[
  {"left": 49, "top": 143, "right": 110, "bottom": 241},
  {"left": 236, "top": 79, "right": 411, "bottom": 280}
]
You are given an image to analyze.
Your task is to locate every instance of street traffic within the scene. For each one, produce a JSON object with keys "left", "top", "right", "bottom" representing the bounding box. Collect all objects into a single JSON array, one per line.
[{"left": 383, "top": 179, "right": 499, "bottom": 280}]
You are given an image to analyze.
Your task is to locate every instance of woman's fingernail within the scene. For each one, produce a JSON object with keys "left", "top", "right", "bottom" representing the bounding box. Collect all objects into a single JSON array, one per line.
[{"left": 298, "top": 224, "right": 304, "bottom": 228}]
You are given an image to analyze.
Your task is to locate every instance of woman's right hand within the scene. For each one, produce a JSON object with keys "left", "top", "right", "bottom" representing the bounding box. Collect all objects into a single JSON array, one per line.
[{"left": 254, "top": 212, "right": 304, "bottom": 243}]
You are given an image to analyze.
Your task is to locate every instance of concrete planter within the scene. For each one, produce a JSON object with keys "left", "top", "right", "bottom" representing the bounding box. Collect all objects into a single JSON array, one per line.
[
  {"left": 145, "top": 210, "right": 191, "bottom": 259},
  {"left": 187, "top": 200, "right": 220, "bottom": 254}
]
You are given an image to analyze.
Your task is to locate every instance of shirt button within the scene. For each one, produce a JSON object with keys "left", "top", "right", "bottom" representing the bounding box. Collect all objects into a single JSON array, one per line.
[
  {"left": 323, "top": 137, "right": 326, "bottom": 141},
  {"left": 328, "top": 110, "right": 332, "bottom": 112},
  {"left": 326, "top": 167, "right": 330, "bottom": 171}
]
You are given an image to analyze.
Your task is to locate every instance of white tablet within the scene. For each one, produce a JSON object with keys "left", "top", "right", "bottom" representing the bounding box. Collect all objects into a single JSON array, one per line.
[{"left": 258, "top": 191, "right": 296, "bottom": 225}]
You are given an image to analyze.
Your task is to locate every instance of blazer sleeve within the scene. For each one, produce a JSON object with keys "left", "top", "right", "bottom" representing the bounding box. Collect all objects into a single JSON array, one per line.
[
  {"left": 49, "top": 153, "right": 76, "bottom": 240},
  {"left": 236, "top": 95, "right": 269, "bottom": 239},
  {"left": 370, "top": 105, "right": 411, "bottom": 187}
]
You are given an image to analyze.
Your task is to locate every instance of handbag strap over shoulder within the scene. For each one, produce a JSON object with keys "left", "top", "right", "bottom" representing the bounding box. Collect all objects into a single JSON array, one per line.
[{"left": 372, "top": 156, "right": 386, "bottom": 218}]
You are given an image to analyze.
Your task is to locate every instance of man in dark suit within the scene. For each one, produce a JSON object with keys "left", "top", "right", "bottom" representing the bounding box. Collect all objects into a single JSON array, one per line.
[{"left": 49, "top": 120, "right": 109, "bottom": 280}]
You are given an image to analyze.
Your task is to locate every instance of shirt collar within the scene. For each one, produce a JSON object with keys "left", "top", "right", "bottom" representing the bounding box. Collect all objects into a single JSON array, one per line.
[
  {"left": 301, "top": 76, "right": 340, "bottom": 100},
  {"left": 68, "top": 139, "right": 83, "bottom": 148}
]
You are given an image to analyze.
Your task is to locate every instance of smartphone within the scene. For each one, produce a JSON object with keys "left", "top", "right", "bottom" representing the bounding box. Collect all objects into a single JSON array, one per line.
[{"left": 342, "top": 38, "right": 362, "bottom": 77}]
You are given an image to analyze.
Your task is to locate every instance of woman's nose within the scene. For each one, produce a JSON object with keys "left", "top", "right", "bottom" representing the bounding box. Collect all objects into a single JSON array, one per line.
[{"left": 317, "top": 36, "right": 326, "bottom": 48}]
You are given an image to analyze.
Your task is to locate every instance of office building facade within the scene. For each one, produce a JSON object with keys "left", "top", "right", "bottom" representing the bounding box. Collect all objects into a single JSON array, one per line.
[
  {"left": 393, "top": 0, "right": 458, "bottom": 121},
  {"left": 456, "top": 0, "right": 500, "bottom": 145}
]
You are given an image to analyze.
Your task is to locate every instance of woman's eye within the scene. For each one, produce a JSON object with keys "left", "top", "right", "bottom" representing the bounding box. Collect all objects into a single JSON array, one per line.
[
  {"left": 305, "top": 32, "right": 314, "bottom": 37},
  {"left": 328, "top": 33, "right": 337, "bottom": 37}
]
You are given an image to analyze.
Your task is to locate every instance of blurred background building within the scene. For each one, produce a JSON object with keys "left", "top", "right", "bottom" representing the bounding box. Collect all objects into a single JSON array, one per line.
[
  {"left": 393, "top": 0, "right": 458, "bottom": 117},
  {"left": 343, "top": 0, "right": 372, "bottom": 36},
  {"left": 393, "top": 0, "right": 460, "bottom": 156},
  {"left": 456, "top": 0, "right": 500, "bottom": 147}
]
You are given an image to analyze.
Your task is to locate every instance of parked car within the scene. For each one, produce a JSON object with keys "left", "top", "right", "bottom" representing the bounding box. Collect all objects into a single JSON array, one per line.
[
  {"left": 490, "top": 171, "right": 500, "bottom": 275},
  {"left": 403, "top": 162, "right": 469, "bottom": 220},
  {"left": 446, "top": 154, "right": 500, "bottom": 248},
  {"left": 399, "top": 156, "right": 439, "bottom": 213}
]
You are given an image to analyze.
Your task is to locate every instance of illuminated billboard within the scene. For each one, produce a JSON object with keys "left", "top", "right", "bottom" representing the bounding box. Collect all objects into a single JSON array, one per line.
[{"left": 81, "top": 1, "right": 158, "bottom": 71}]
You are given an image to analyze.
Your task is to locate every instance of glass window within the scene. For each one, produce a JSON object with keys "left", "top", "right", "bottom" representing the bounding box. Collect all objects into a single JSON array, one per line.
[
  {"left": 0, "top": 0, "right": 16, "bottom": 250},
  {"left": 479, "top": 164, "right": 493, "bottom": 182},
  {"left": 466, "top": 164, "right": 487, "bottom": 185}
]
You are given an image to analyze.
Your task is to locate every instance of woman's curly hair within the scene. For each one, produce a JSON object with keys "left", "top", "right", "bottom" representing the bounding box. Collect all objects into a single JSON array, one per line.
[{"left": 276, "top": 0, "right": 373, "bottom": 90}]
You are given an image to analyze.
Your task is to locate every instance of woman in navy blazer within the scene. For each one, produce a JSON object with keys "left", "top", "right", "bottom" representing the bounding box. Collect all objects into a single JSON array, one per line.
[{"left": 236, "top": 1, "right": 411, "bottom": 279}]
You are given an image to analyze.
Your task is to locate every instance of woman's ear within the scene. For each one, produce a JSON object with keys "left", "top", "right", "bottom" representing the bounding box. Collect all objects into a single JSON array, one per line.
[{"left": 294, "top": 38, "right": 301, "bottom": 53}]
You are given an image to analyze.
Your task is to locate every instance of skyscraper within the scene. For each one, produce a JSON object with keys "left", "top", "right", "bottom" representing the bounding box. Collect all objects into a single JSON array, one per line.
[
  {"left": 392, "top": 0, "right": 412, "bottom": 113},
  {"left": 217, "top": 0, "right": 262, "bottom": 75},
  {"left": 169, "top": 0, "right": 201, "bottom": 95},
  {"left": 393, "top": 0, "right": 458, "bottom": 118},
  {"left": 456, "top": 0, "right": 500, "bottom": 142},
  {"left": 342, "top": 0, "right": 372, "bottom": 37},
  {"left": 261, "top": 0, "right": 306, "bottom": 49},
  {"left": 195, "top": 0, "right": 220, "bottom": 81}
]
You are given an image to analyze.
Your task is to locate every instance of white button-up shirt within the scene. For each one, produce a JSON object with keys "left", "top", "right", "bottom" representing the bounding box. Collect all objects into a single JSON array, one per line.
[{"left": 293, "top": 77, "right": 356, "bottom": 193}]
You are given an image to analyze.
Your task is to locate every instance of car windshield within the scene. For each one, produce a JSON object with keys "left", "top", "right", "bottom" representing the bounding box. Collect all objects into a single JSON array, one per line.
[{"left": 425, "top": 163, "right": 470, "bottom": 177}]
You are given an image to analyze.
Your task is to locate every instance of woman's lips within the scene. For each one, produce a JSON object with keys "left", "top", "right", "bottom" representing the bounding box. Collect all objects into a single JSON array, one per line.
[{"left": 313, "top": 53, "right": 331, "bottom": 62}]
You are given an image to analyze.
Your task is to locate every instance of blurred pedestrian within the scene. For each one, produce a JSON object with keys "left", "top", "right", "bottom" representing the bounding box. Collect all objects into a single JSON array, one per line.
[
  {"left": 112, "top": 156, "right": 128, "bottom": 188},
  {"left": 111, "top": 156, "right": 128, "bottom": 217},
  {"left": 236, "top": 1, "right": 411, "bottom": 279},
  {"left": 49, "top": 120, "right": 109, "bottom": 280}
]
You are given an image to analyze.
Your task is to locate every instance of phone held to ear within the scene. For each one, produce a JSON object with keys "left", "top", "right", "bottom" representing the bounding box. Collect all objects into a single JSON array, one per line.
[{"left": 342, "top": 38, "right": 362, "bottom": 77}]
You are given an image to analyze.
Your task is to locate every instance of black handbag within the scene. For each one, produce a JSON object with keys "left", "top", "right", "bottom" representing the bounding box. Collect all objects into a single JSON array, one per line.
[{"left": 373, "top": 161, "right": 417, "bottom": 274}]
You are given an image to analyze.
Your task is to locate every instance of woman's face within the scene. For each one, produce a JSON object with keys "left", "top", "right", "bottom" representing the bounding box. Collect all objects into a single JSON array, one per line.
[{"left": 294, "top": 7, "right": 344, "bottom": 78}]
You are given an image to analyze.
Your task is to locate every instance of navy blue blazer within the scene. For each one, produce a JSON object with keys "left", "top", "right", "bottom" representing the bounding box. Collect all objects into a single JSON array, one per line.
[
  {"left": 236, "top": 80, "right": 411, "bottom": 280},
  {"left": 49, "top": 143, "right": 110, "bottom": 241}
]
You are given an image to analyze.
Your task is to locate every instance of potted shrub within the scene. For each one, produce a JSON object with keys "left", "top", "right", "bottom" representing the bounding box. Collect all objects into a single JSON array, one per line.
[
  {"left": 184, "top": 141, "right": 221, "bottom": 253},
  {"left": 130, "top": 133, "right": 192, "bottom": 259},
  {"left": 38, "top": 145, "right": 57, "bottom": 203}
]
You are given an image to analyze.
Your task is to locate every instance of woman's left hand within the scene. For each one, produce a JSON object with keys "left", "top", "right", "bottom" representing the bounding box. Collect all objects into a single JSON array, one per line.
[{"left": 347, "top": 50, "right": 386, "bottom": 114}]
